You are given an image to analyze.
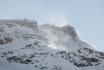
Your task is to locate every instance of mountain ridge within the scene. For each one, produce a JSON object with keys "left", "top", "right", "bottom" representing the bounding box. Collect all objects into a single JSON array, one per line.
[{"left": 0, "top": 19, "right": 104, "bottom": 70}]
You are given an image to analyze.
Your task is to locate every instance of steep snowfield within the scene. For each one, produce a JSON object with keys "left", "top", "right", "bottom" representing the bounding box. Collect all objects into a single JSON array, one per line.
[{"left": 0, "top": 19, "right": 104, "bottom": 70}]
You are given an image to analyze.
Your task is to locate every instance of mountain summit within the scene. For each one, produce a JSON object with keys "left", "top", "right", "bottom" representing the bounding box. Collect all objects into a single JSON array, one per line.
[{"left": 0, "top": 19, "right": 104, "bottom": 70}]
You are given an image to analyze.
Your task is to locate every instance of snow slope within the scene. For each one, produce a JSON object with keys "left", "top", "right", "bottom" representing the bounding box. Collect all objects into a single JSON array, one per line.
[{"left": 0, "top": 19, "right": 104, "bottom": 70}]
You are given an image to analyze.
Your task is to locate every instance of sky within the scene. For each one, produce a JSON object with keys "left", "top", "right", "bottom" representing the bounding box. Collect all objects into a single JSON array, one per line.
[{"left": 0, "top": 0, "right": 104, "bottom": 52}]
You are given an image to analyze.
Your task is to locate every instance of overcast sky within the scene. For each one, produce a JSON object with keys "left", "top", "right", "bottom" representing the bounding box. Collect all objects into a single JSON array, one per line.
[{"left": 0, "top": 0, "right": 104, "bottom": 52}]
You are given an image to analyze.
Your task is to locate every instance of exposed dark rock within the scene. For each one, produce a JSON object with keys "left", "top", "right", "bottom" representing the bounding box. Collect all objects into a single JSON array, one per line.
[
  {"left": 7, "top": 56, "right": 32, "bottom": 64},
  {"left": 0, "top": 34, "right": 13, "bottom": 44}
]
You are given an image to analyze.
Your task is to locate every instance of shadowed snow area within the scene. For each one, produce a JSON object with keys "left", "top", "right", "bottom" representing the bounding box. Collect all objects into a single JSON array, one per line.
[{"left": 0, "top": 19, "right": 104, "bottom": 70}]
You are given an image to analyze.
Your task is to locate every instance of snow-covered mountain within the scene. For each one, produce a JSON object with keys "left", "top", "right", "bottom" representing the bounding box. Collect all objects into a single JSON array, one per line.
[{"left": 0, "top": 19, "right": 104, "bottom": 70}]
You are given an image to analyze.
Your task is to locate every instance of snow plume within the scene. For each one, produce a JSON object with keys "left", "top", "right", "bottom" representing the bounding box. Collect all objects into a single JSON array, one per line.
[
  {"left": 40, "top": 24, "right": 78, "bottom": 51},
  {"left": 45, "top": 15, "right": 69, "bottom": 26},
  {"left": 37, "top": 12, "right": 70, "bottom": 27}
]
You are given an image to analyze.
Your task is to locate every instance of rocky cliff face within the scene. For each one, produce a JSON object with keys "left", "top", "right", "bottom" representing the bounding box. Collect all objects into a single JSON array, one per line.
[{"left": 0, "top": 19, "right": 104, "bottom": 70}]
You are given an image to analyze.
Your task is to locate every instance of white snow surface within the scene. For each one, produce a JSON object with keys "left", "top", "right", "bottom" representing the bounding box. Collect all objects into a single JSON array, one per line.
[{"left": 0, "top": 19, "right": 104, "bottom": 70}]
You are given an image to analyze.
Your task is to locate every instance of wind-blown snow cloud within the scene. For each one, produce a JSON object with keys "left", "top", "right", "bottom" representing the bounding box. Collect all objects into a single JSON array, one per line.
[
  {"left": 37, "top": 12, "right": 70, "bottom": 27},
  {"left": 45, "top": 15, "right": 69, "bottom": 26}
]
